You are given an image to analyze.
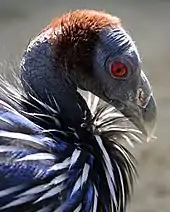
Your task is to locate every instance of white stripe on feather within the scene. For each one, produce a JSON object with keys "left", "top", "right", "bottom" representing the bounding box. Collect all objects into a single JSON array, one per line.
[
  {"left": 30, "top": 94, "right": 58, "bottom": 114},
  {"left": 110, "top": 197, "right": 114, "bottom": 212},
  {"left": 0, "top": 145, "right": 22, "bottom": 152},
  {"left": 115, "top": 162, "right": 125, "bottom": 210},
  {"left": 128, "top": 132, "right": 143, "bottom": 143},
  {"left": 70, "top": 149, "right": 81, "bottom": 168},
  {"left": 81, "top": 163, "right": 90, "bottom": 188},
  {"left": 95, "top": 135, "right": 115, "bottom": 186},
  {"left": 99, "top": 106, "right": 118, "bottom": 118},
  {"left": 71, "top": 176, "right": 81, "bottom": 197},
  {"left": 16, "top": 153, "right": 56, "bottom": 162},
  {"left": 0, "top": 100, "right": 16, "bottom": 112},
  {"left": 114, "top": 144, "right": 136, "bottom": 176},
  {"left": 25, "top": 112, "right": 61, "bottom": 128},
  {"left": 91, "top": 185, "right": 98, "bottom": 212},
  {"left": 98, "top": 113, "right": 123, "bottom": 124},
  {"left": 121, "top": 134, "right": 135, "bottom": 148},
  {"left": 0, "top": 195, "right": 37, "bottom": 209},
  {"left": 0, "top": 131, "right": 45, "bottom": 147},
  {"left": 87, "top": 92, "right": 92, "bottom": 109},
  {"left": 0, "top": 185, "right": 26, "bottom": 197},
  {"left": 51, "top": 95, "right": 60, "bottom": 112},
  {"left": 17, "top": 184, "right": 50, "bottom": 197},
  {"left": 100, "top": 107, "right": 122, "bottom": 119},
  {"left": 104, "top": 166, "right": 117, "bottom": 209},
  {"left": 35, "top": 184, "right": 65, "bottom": 203},
  {"left": 95, "top": 135, "right": 118, "bottom": 208},
  {"left": 0, "top": 117, "right": 13, "bottom": 125},
  {"left": 42, "top": 129, "right": 67, "bottom": 136},
  {"left": 100, "top": 126, "right": 141, "bottom": 134},
  {"left": 49, "top": 157, "right": 70, "bottom": 171},
  {"left": 90, "top": 96, "right": 100, "bottom": 115},
  {"left": 49, "top": 174, "right": 68, "bottom": 186},
  {"left": 74, "top": 204, "right": 82, "bottom": 212}
]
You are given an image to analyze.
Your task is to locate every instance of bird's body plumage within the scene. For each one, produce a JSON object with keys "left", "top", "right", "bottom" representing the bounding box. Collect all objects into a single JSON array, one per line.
[
  {"left": 0, "top": 9, "right": 156, "bottom": 212},
  {"left": 0, "top": 80, "right": 138, "bottom": 212}
]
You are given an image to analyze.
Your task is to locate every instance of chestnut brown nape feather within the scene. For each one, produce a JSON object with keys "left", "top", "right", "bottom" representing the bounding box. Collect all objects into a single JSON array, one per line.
[{"left": 49, "top": 10, "right": 121, "bottom": 75}]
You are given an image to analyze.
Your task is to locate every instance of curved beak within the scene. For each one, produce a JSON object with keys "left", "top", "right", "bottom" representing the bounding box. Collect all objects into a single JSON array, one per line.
[
  {"left": 140, "top": 94, "right": 157, "bottom": 140},
  {"left": 127, "top": 94, "right": 157, "bottom": 141},
  {"left": 134, "top": 70, "right": 157, "bottom": 140},
  {"left": 113, "top": 71, "right": 157, "bottom": 140}
]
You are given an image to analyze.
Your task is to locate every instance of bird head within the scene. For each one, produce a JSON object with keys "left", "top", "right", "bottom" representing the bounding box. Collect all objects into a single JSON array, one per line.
[{"left": 21, "top": 10, "right": 157, "bottom": 140}]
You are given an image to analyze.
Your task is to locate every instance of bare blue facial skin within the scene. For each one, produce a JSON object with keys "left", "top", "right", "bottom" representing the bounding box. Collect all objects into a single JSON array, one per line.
[
  {"left": 93, "top": 27, "right": 141, "bottom": 105},
  {"left": 93, "top": 26, "right": 156, "bottom": 137}
]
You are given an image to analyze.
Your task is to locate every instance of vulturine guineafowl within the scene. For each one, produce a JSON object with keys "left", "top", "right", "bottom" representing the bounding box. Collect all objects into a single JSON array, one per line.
[{"left": 0, "top": 10, "right": 157, "bottom": 212}]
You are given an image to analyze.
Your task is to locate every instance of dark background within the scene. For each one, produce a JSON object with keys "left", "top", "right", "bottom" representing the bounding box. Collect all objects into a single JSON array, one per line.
[{"left": 0, "top": 0, "right": 169, "bottom": 211}]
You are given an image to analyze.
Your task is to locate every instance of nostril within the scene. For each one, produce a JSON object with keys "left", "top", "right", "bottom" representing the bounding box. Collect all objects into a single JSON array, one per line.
[{"left": 136, "top": 88, "right": 150, "bottom": 108}]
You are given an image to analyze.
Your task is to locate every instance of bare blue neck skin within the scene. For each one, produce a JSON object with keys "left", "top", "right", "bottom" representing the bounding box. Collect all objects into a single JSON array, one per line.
[{"left": 20, "top": 30, "right": 86, "bottom": 127}]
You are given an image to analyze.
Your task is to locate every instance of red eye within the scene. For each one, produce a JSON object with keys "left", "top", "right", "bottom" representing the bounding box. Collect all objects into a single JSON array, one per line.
[{"left": 110, "top": 61, "right": 127, "bottom": 78}]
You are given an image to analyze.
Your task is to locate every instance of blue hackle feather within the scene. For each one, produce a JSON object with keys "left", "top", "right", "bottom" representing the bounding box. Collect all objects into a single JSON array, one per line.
[{"left": 0, "top": 76, "right": 142, "bottom": 212}]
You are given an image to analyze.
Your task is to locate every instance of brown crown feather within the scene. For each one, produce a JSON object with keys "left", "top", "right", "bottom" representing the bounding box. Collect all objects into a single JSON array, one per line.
[{"left": 48, "top": 10, "right": 121, "bottom": 76}]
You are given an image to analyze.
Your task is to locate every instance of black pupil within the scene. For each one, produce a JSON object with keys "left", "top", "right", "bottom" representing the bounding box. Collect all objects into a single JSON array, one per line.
[{"left": 116, "top": 68, "right": 122, "bottom": 73}]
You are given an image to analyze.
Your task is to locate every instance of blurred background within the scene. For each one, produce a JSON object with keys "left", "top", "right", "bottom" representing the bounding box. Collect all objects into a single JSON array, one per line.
[{"left": 0, "top": 0, "right": 169, "bottom": 211}]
